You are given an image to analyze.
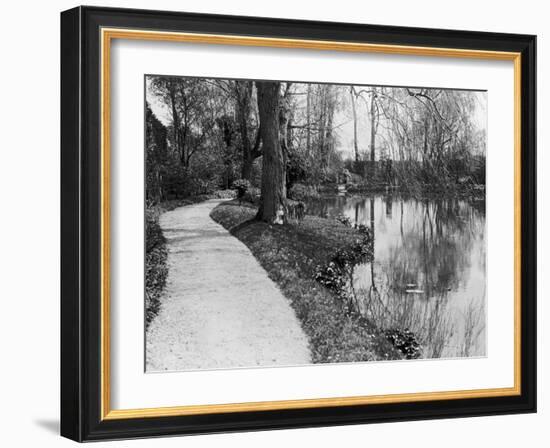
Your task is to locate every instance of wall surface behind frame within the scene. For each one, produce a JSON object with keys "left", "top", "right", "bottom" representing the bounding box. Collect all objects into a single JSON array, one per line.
[{"left": 0, "top": 0, "right": 545, "bottom": 447}]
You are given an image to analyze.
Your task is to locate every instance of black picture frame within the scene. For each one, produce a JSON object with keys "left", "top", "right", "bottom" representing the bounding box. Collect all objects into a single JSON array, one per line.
[{"left": 61, "top": 5, "right": 536, "bottom": 442}]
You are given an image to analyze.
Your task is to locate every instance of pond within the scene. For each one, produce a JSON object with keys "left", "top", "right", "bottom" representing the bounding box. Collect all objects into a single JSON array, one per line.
[{"left": 306, "top": 193, "right": 487, "bottom": 359}]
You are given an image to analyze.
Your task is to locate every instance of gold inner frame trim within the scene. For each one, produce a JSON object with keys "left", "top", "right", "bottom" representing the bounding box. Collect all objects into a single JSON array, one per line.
[{"left": 100, "top": 27, "right": 522, "bottom": 421}]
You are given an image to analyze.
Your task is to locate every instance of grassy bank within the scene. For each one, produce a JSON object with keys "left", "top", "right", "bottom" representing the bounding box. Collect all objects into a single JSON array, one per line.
[
  {"left": 145, "top": 190, "right": 236, "bottom": 328},
  {"left": 210, "top": 201, "right": 402, "bottom": 364},
  {"left": 145, "top": 210, "right": 168, "bottom": 328}
]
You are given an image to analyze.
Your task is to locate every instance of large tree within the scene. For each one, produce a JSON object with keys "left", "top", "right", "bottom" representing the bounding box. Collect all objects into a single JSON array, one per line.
[
  {"left": 350, "top": 86, "right": 359, "bottom": 164},
  {"left": 233, "top": 81, "right": 262, "bottom": 180},
  {"left": 255, "top": 81, "right": 286, "bottom": 224},
  {"left": 149, "top": 77, "right": 214, "bottom": 169}
]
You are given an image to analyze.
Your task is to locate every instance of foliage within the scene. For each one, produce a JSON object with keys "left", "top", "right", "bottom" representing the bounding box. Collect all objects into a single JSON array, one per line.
[
  {"left": 210, "top": 201, "right": 256, "bottom": 228},
  {"left": 286, "top": 199, "right": 307, "bottom": 222},
  {"left": 146, "top": 76, "right": 486, "bottom": 213},
  {"left": 242, "top": 187, "right": 261, "bottom": 205},
  {"left": 145, "top": 210, "right": 168, "bottom": 327},
  {"left": 288, "top": 183, "right": 320, "bottom": 201},
  {"left": 384, "top": 328, "right": 422, "bottom": 359},
  {"left": 314, "top": 261, "right": 348, "bottom": 299},
  {"left": 211, "top": 189, "right": 237, "bottom": 199},
  {"left": 145, "top": 103, "right": 169, "bottom": 204},
  {"left": 312, "top": 218, "right": 423, "bottom": 360},
  {"left": 149, "top": 76, "right": 217, "bottom": 169},
  {"left": 335, "top": 214, "right": 352, "bottom": 227},
  {"left": 286, "top": 149, "right": 309, "bottom": 187},
  {"left": 232, "top": 178, "right": 252, "bottom": 198},
  {"left": 314, "top": 224, "right": 373, "bottom": 304},
  {"left": 210, "top": 201, "right": 402, "bottom": 363}
]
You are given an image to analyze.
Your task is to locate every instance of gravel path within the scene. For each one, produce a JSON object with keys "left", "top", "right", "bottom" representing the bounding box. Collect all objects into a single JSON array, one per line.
[{"left": 146, "top": 199, "right": 311, "bottom": 372}]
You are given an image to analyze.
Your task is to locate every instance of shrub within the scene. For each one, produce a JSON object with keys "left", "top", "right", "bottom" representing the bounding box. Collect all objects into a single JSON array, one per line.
[
  {"left": 212, "top": 189, "right": 236, "bottom": 199},
  {"left": 242, "top": 187, "right": 261, "bottom": 204},
  {"left": 384, "top": 328, "right": 422, "bottom": 359},
  {"left": 288, "top": 183, "right": 320, "bottom": 201},
  {"left": 145, "top": 211, "right": 164, "bottom": 252},
  {"left": 314, "top": 224, "right": 373, "bottom": 305},
  {"left": 314, "top": 261, "right": 349, "bottom": 299},
  {"left": 161, "top": 165, "right": 222, "bottom": 199},
  {"left": 145, "top": 210, "right": 168, "bottom": 327},
  {"left": 196, "top": 178, "right": 220, "bottom": 195},
  {"left": 232, "top": 179, "right": 252, "bottom": 198},
  {"left": 286, "top": 199, "right": 307, "bottom": 221},
  {"left": 335, "top": 214, "right": 352, "bottom": 227}
]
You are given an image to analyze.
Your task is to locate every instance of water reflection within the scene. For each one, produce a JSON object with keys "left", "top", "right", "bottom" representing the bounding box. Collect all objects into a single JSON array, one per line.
[{"left": 307, "top": 194, "right": 487, "bottom": 359}]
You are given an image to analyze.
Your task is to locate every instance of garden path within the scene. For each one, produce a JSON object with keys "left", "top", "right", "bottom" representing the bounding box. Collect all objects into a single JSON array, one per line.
[{"left": 146, "top": 199, "right": 311, "bottom": 371}]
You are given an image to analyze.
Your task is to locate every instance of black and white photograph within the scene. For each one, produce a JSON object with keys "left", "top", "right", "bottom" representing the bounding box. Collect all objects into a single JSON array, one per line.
[
  {"left": 144, "top": 75, "right": 487, "bottom": 372},
  {"left": 0, "top": 0, "right": 543, "bottom": 444}
]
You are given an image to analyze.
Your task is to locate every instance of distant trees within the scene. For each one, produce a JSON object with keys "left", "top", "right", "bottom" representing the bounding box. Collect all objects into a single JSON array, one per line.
[
  {"left": 145, "top": 75, "right": 486, "bottom": 208},
  {"left": 147, "top": 77, "right": 246, "bottom": 199},
  {"left": 338, "top": 86, "right": 487, "bottom": 192},
  {"left": 287, "top": 83, "right": 342, "bottom": 185},
  {"left": 149, "top": 77, "right": 214, "bottom": 168}
]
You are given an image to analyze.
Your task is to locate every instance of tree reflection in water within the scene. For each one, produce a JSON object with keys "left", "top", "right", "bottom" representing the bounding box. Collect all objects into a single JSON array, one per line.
[{"left": 307, "top": 194, "right": 487, "bottom": 359}]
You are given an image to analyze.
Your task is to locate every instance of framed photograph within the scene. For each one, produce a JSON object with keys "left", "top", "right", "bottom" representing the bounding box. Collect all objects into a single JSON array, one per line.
[{"left": 60, "top": 6, "right": 536, "bottom": 442}]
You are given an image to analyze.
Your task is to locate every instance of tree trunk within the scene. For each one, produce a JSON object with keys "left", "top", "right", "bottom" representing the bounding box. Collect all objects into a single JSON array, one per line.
[
  {"left": 235, "top": 81, "right": 253, "bottom": 179},
  {"left": 255, "top": 81, "right": 286, "bottom": 224},
  {"left": 280, "top": 83, "right": 292, "bottom": 190},
  {"left": 241, "top": 128, "right": 261, "bottom": 180},
  {"left": 350, "top": 87, "right": 359, "bottom": 164},
  {"left": 319, "top": 87, "right": 327, "bottom": 170},
  {"left": 369, "top": 88, "right": 377, "bottom": 180},
  {"left": 306, "top": 84, "right": 311, "bottom": 156},
  {"left": 325, "top": 103, "right": 334, "bottom": 173},
  {"left": 241, "top": 156, "right": 252, "bottom": 180},
  {"left": 168, "top": 82, "right": 180, "bottom": 160}
]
